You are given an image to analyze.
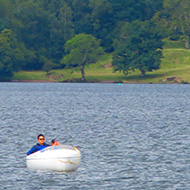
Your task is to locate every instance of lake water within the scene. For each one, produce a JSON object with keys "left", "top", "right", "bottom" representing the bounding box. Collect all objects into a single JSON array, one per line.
[{"left": 0, "top": 83, "right": 190, "bottom": 190}]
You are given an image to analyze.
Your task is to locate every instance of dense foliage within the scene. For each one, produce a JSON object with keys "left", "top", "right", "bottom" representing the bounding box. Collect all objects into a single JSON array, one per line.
[
  {"left": 113, "top": 21, "right": 164, "bottom": 75},
  {"left": 62, "top": 34, "right": 104, "bottom": 80},
  {"left": 0, "top": 0, "right": 187, "bottom": 80}
]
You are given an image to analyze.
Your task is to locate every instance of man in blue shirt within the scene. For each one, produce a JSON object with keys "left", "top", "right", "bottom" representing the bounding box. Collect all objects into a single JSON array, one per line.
[{"left": 27, "top": 134, "right": 50, "bottom": 155}]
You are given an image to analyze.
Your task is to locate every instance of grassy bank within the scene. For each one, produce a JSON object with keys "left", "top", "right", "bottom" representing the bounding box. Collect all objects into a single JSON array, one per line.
[{"left": 13, "top": 40, "right": 190, "bottom": 84}]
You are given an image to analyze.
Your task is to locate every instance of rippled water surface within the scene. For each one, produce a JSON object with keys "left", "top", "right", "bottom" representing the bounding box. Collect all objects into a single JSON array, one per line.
[{"left": 0, "top": 83, "right": 190, "bottom": 190}]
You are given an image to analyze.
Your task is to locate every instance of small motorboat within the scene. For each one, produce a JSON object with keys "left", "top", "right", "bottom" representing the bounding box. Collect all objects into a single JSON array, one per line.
[{"left": 26, "top": 145, "right": 81, "bottom": 172}]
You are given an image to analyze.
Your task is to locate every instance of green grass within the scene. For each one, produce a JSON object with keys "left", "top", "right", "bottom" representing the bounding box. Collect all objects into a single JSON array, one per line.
[
  {"left": 13, "top": 71, "right": 47, "bottom": 80},
  {"left": 163, "top": 39, "right": 185, "bottom": 49},
  {"left": 13, "top": 40, "right": 190, "bottom": 84}
]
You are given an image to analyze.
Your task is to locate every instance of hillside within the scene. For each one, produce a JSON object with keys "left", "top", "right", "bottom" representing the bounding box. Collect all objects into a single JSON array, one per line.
[{"left": 13, "top": 40, "right": 190, "bottom": 84}]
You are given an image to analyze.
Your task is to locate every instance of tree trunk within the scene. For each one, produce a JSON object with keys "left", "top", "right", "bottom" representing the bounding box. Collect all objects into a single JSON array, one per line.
[
  {"left": 81, "top": 65, "right": 85, "bottom": 81},
  {"left": 185, "top": 35, "right": 190, "bottom": 49},
  {"left": 140, "top": 69, "right": 146, "bottom": 76}
]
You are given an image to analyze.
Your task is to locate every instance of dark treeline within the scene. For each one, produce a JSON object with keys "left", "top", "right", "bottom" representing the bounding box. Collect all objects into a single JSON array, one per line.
[{"left": 0, "top": 0, "right": 186, "bottom": 80}]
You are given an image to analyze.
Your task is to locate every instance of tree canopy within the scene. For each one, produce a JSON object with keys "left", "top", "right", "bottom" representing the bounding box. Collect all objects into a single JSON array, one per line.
[
  {"left": 0, "top": 29, "right": 24, "bottom": 80},
  {"left": 163, "top": 0, "right": 190, "bottom": 49},
  {"left": 112, "top": 20, "right": 164, "bottom": 76},
  {"left": 62, "top": 33, "right": 104, "bottom": 80},
  {"left": 0, "top": 0, "right": 188, "bottom": 80}
]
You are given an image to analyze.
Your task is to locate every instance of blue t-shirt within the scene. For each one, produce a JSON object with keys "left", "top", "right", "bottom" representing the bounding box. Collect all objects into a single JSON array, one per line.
[{"left": 27, "top": 143, "right": 50, "bottom": 155}]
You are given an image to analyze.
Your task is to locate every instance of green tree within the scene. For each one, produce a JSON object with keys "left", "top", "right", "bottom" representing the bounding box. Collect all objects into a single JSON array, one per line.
[
  {"left": 0, "top": 29, "right": 23, "bottom": 80},
  {"left": 62, "top": 33, "right": 104, "bottom": 80},
  {"left": 109, "top": 0, "right": 147, "bottom": 22},
  {"left": 144, "top": 0, "right": 163, "bottom": 20},
  {"left": 88, "top": 0, "right": 113, "bottom": 51},
  {"left": 0, "top": 0, "right": 13, "bottom": 31},
  {"left": 43, "top": 60, "right": 58, "bottom": 74},
  {"left": 13, "top": 0, "right": 50, "bottom": 69},
  {"left": 48, "top": 3, "right": 74, "bottom": 61},
  {"left": 66, "top": 0, "right": 91, "bottom": 34},
  {"left": 163, "top": 0, "right": 190, "bottom": 49},
  {"left": 113, "top": 20, "right": 164, "bottom": 76}
]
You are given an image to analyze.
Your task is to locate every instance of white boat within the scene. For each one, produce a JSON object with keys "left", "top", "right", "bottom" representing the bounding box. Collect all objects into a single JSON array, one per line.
[{"left": 26, "top": 145, "right": 81, "bottom": 172}]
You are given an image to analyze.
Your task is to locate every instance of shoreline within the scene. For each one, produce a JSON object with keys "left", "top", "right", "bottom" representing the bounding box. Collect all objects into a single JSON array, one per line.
[{"left": 7, "top": 79, "right": 189, "bottom": 84}]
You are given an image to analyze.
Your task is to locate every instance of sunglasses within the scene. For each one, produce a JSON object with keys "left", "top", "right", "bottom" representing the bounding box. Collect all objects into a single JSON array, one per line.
[{"left": 39, "top": 138, "right": 45, "bottom": 140}]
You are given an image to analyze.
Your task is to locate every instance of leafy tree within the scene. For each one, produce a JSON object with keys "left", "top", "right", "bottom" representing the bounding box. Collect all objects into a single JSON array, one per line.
[
  {"left": 144, "top": 0, "right": 163, "bottom": 20},
  {"left": 113, "top": 20, "right": 164, "bottom": 76},
  {"left": 109, "top": 0, "right": 163, "bottom": 22},
  {"left": 43, "top": 60, "right": 59, "bottom": 74},
  {"left": 13, "top": 0, "right": 50, "bottom": 69},
  {"left": 0, "top": 29, "right": 23, "bottom": 80},
  {"left": 66, "top": 0, "right": 91, "bottom": 34},
  {"left": 88, "top": 0, "right": 114, "bottom": 51},
  {"left": 14, "top": 1, "right": 49, "bottom": 48},
  {"left": 151, "top": 10, "right": 172, "bottom": 40},
  {"left": 0, "top": 0, "right": 167, "bottom": 75},
  {"left": 48, "top": 3, "right": 74, "bottom": 61},
  {"left": 0, "top": 0, "right": 12, "bottom": 28},
  {"left": 163, "top": 0, "right": 190, "bottom": 49},
  {"left": 109, "top": 0, "right": 147, "bottom": 22},
  {"left": 62, "top": 33, "right": 104, "bottom": 80}
]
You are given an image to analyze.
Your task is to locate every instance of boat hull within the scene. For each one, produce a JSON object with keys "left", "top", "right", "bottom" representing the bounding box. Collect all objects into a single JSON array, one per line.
[{"left": 26, "top": 145, "right": 81, "bottom": 172}]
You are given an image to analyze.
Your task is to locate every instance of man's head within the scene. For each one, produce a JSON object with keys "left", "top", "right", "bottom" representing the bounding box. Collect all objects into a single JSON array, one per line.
[
  {"left": 37, "top": 134, "right": 45, "bottom": 145},
  {"left": 51, "top": 139, "right": 60, "bottom": 146}
]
